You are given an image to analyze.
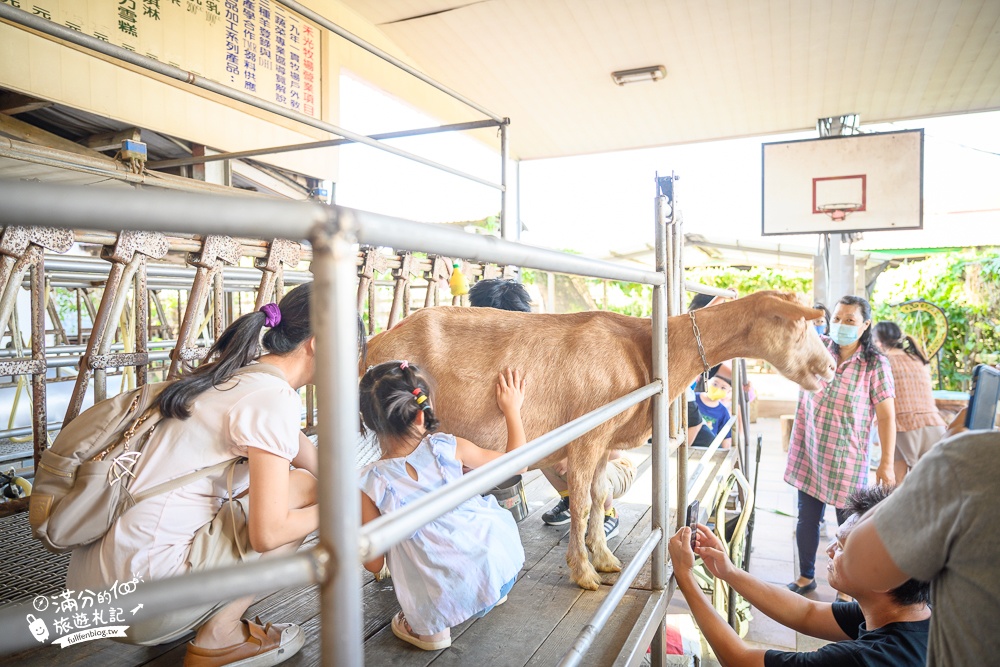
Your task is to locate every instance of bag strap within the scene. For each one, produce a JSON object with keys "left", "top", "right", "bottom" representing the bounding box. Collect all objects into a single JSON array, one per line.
[
  {"left": 131, "top": 458, "right": 241, "bottom": 505},
  {"left": 128, "top": 362, "right": 287, "bottom": 505},
  {"left": 226, "top": 461, "right": 248, "bottom": 560}
]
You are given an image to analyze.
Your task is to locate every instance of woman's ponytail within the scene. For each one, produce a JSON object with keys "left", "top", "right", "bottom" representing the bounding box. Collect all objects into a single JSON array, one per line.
[{"left": 158, "top": 282, "right": 313, "bottom": 419}]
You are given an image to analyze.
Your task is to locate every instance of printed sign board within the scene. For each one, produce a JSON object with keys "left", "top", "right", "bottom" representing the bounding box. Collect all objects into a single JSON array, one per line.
[{"left": 2, "top": 0, "right": 321, "bottom": 118}]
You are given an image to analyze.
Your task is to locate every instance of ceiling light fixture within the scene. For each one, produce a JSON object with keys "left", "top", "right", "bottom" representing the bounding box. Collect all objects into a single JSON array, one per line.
[{"left": 611, "top": 65, "right": 666, "bottom": 86}]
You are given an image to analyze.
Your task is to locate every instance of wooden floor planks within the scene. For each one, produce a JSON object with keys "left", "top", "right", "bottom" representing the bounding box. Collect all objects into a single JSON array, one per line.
[{"left": 9, "top": 444, "right": 740, "bottom": 665}]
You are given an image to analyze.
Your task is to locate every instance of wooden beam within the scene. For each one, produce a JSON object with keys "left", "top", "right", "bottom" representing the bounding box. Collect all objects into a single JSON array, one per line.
[
  {"left": 0, "top": 91, "right": 51, "bottom": 115},
  {"left": 84, "top": 127, "right": 141, "bottom": 152},
  {"left": 0, "top": 112, "right": 106, "bottom": 159}
]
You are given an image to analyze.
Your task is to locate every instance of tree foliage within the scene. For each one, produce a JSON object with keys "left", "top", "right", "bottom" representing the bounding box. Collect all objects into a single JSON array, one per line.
[{"left": 871, "top": 249, "right": 1000, "bottom": 390}]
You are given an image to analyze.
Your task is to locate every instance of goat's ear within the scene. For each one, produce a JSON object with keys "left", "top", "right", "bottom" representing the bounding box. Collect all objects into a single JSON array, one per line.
[{"left": 770, "top": 296, "right": 822, "bottom": 322}]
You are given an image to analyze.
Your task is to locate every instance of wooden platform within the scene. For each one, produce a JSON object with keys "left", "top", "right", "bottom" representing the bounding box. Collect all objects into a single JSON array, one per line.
[{"left": 10, "top": 445, "right": 737, "bottom": 666}]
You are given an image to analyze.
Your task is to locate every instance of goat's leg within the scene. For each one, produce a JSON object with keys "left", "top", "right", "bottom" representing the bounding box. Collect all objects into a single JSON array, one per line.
[
  {"left": 565, "top": 442, "right": 603, "bottom": 590},
  {"left": 587, "top": 452, "right": 622, "bottom": 573}
]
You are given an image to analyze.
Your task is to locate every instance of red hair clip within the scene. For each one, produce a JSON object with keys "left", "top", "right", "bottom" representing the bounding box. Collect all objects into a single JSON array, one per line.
[{"left": 412, "top": 388, "right": 422, "bottom": 396}]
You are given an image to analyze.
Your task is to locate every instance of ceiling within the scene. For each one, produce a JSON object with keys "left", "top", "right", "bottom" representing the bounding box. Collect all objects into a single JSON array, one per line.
[{"left": 339, "top": 0, "right": 1000, "bottom": 160}]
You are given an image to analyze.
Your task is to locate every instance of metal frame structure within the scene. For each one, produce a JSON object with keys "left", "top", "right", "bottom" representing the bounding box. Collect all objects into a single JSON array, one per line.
[
  {"left": 0, "top": 177, "right": 686, "bottom": 665},
  {"left": 0, "top": 237, "right": 516, "bottom": 465},
  {"left": 0, "top": 5, "right": 749, "bottom": 663},
  {"left": 0, "top": 1, "right": 514, "bottom": 233}
]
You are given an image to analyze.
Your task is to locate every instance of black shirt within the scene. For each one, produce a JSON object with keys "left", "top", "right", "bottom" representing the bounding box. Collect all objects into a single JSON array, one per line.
[{"left": 763, "top": 602, "right": 929, "bottom": 667}]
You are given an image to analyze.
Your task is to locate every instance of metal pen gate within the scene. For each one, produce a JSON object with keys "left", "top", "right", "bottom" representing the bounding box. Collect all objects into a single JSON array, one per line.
[{"left": 0, "top": 176, "right": 691, "bottom": 666}]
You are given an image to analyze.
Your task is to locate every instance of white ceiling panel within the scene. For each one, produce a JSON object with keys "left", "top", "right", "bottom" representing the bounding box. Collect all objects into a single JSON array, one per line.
[{"left": 340, "top": 0, "right": 1000, "bottom": 159}]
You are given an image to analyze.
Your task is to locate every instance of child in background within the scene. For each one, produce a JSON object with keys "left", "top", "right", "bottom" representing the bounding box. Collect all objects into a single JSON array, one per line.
[
  {"left": 358, "top": 361, "right": 527, "bottom": 651},
  {"left": 694, "top": 362, "right": 734, "bottom": 449}
]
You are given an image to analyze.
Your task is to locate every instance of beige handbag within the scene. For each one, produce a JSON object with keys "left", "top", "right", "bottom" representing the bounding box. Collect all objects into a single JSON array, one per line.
[
  {"left": 30, "top": 363, "right": 285, "bottom": 553},
  {"left": 188, "top": 462, "right": 259, "bottom": 570}
]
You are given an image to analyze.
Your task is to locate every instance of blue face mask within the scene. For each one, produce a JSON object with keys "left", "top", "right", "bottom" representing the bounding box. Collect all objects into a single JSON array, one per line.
[
  {"left": 830, "top": 323, "right": 861, "bottom": 346},
  {"left": 814, "top": 325, "right": 826, "bottom": 335}
]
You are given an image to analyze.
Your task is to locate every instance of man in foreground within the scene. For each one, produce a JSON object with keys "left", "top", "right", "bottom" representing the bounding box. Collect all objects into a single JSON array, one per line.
[
  {"left": 837, "top": 422, "right": 1000, "bottom": 666},
  {"left": 668, "top": 486, "right": 930, "bottom": 666}
]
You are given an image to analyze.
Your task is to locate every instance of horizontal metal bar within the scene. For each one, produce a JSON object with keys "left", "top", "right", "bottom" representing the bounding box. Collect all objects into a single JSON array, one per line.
[
  {"left": 0, "top": 359, "right": 45, "bottom": 375},
  {"left": 72, "top": 231, "right": 297, "bottom": 260},
  {"left": 559, "top": 529, "right": 664, "bottom": 667},
  {"left": 24, "top": 272, "right": 309, "bottom": 290},
  {"left": 0, "top": 422, "right": 63, "bottom": 440},
  {"left": 684, "top": 281, "right": 738, "bottom": 299},
  {"left": 612, "top": 589, "right": 670, "bottom": 667},
  {"left": 42, "top": 256, "right": 313, "bottom": 284},
  {"left": 0, "top": 137, "right": 274, "bottom": 198},
  {"left": 148, "top": 119, "right": 502, "bottom": 169},
  {"left": 685, "top": 234, "right": 815, "bottom": 260},
  {"left": 0, "top": 550, "right": 322, "bottom": 657},
  {"left": 0, "top": 182, "right": 666, "bottom": 284},
  {"left": 0, "top": 180, "right": 326, "bottom": 241},
  {"left": 360, "top": 382, "right": 661, "bottom": 561},
  {"left": 273, "top": 0, "right": 504, "bottom": 123},
  {"left": 0, "top": 350, "right": 172, "bottom": 371},
  {"left": 0, "top": 341, "right": 178, "bottom": 357},
  {"left": 0, "top": 3, "right": 503, "bottom": 191},
  {"left": 686, "top": 414, "right": 737, "bottom": 497},
  {"left": 349, "top": 208, "right": 666, "bottom": 285},
  {"left": 88, "top": 352, "right": 147, "bottom": 369}
]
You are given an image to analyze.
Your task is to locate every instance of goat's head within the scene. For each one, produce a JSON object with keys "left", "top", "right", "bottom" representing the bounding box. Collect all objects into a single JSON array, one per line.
[{"left": 746, "top": 292, "right": 836, "bottom": 391}]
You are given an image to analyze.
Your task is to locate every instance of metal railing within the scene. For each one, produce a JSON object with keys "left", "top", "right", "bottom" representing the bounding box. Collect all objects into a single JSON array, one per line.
[
  {"left": 0, "top": 178, "right": 678, "bottom": 665},
  {"left": 0, "top": 1, "right": 515, "bottom": 231}
]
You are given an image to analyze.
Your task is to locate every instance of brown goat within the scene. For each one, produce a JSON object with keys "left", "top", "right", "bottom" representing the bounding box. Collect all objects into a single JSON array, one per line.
[{"left": 364, "top": 291, "right": 836, "bottom": 590}]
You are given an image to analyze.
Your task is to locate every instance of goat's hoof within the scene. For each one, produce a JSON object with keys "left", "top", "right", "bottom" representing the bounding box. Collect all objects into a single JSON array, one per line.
[
  {"left": 593, "top": 551, "right": 622, "bottom": 573},
  {"left": 573, "top": 567, "right": 602, "bottom": 591}
]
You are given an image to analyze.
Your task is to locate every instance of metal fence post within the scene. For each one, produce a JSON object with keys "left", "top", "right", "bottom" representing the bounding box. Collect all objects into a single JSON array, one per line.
[
  {"left": 649, "top": 183, "right": 671, "bottom": 667},
  {"left": 310, "top": 209, "right": 364, "bottom": 666}
]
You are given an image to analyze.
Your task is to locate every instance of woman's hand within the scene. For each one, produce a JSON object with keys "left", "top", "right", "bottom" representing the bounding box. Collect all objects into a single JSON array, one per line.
[
  {"left": 552, "top": 458, "right": 569, "bottom": 476},
  {"left": 496, "top": 368, "right": 526, "bottom": 415},
  {"left": 945, "top": 407, "right": 968, "bottom": 439},
  {"left": 875, "top": 460, "right": 896, "bottom": 487}
]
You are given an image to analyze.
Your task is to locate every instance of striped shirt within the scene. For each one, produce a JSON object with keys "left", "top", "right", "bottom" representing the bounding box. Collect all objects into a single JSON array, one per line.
[
  {"left": 884, "top": 348, "right": 946, "bottom": 432},
  {"left": 784, "top": 338, "right": 895, "bottom": 507}
]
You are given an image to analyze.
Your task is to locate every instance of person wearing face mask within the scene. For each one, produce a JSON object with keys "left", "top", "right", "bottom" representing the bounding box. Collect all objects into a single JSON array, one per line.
[
  {"left": 694, "top": 362, "right": 734, "bottom": 449},
  {"left": 872, "top": 321, "right": 946, "bottom": 483},
  {"left": 812, "top": 302, "right": 831, "bottom": 336},
  {"left": 784, "top": 295, "right": 896, "bottom": 599}
]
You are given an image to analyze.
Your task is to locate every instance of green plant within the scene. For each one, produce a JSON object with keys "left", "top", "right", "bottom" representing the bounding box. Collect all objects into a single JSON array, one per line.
[
  {"left": 871, "top": 249, "right": 1000, "bottom": 390},
  {"left": 684, "top": 266, "right": 813, "bottom": 304}
]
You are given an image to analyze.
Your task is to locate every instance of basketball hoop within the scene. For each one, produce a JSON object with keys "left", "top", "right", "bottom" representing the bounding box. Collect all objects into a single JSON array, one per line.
[{"left": 817, "top": 203, "right": 862, "bottom": 222}]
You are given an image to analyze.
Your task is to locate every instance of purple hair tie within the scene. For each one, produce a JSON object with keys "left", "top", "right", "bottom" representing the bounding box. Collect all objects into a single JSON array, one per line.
[{"left": 260, "top": 302, "right": 282, "bottom": 328}]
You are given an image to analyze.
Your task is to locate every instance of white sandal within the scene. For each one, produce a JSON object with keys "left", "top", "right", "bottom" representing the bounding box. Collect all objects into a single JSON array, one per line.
[{"left": 391, "top": 611, "right": 451, "bottom": 651}]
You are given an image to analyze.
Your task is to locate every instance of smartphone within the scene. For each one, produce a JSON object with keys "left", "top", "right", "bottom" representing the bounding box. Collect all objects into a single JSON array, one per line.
[
  {"left": 966, "top": 365, "right": 1000, "bottom": 431},
  {"left": 685, "top": 500, "right": 700, "bottom": 550}
]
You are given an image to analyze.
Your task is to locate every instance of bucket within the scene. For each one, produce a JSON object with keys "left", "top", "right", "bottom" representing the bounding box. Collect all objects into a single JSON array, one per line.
[{"left": 485, "top": 475, "right": 528, "bottom": 523}]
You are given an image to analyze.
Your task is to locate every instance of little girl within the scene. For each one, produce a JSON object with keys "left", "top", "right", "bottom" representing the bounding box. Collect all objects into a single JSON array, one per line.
[{"left": 359, "top": 361, "right": 527, "bottom": 651}]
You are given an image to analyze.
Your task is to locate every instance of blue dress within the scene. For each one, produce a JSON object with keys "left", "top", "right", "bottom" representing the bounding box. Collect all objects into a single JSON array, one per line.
[{"left": 359, "top": 432, "right": 525, "bottom": 635}]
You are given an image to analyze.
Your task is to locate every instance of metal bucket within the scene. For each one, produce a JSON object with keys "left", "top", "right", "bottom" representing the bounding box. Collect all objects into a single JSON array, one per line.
[{"left": 485, "top": 474, "right": 528, "bottom": 523}]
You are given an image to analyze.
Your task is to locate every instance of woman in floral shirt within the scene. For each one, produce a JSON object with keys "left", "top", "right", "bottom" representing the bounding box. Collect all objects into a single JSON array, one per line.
[{"left": 784, "top": 295, "right": 896, "bottom": 596}]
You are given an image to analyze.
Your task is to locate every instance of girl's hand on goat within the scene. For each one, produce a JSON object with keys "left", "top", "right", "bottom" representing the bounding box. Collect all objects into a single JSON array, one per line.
[{"left": 496, "top": 368, "right": 526, "bottom": 415}]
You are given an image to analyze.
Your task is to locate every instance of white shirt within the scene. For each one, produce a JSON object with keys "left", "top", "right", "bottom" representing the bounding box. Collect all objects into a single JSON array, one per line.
[{"left": 67, "top": 369, "right": 302, "bottom": 589}]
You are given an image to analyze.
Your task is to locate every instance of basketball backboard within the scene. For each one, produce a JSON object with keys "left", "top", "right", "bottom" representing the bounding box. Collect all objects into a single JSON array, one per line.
[{"left": 762, "top": 129, "right": 923, "bottom": 236}]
